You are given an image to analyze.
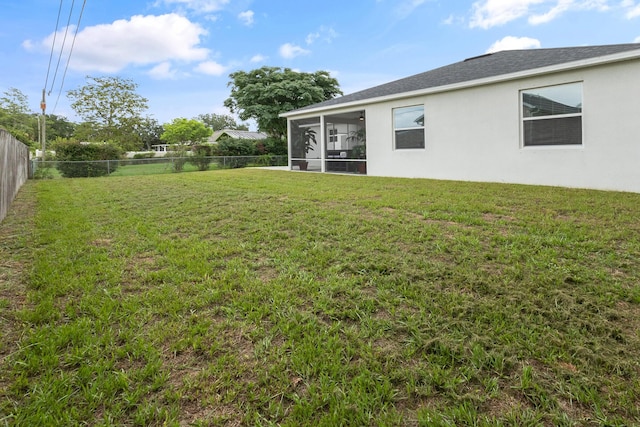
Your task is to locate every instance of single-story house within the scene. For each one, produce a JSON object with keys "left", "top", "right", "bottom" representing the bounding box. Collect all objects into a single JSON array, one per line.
[
  {"left": 281, "top": 43, "right": 640, "bottom": 193},
  {"left": 151, "top": 144, "right": 170, "bottom": 153},
  {"left": 208, "top": 129, "right": 268, "bottom": 143}
]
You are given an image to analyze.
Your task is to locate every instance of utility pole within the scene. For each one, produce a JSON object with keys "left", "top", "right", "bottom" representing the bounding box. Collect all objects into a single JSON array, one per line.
[{"left": 40, "top": 89, "right": 46, "bottom": 160}]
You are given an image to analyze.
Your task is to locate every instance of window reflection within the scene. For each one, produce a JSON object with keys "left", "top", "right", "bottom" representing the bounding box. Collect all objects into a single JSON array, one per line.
[
  {"left": 394, "top": 106, "right": 425, "bottom": 129},
  {"left": 522, "top": 82, "right": 582, "bottom": 118},
  {"left": 521, "top": 82, "right": 583, "bottom": 146},
  {"left": 394, "top": 105, "right": 425, "bottom": 149}
]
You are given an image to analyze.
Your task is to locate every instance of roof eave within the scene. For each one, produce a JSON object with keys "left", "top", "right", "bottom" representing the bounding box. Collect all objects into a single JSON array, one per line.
[{"left": 280, "top": 48, "right": 640, "bottom": 119}]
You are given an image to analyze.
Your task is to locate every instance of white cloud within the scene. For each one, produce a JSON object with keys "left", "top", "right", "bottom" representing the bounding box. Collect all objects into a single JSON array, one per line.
[
  {"left": 27, "top": 14, "right": 209, "bottom": 73},
  {"left": 21, "top": 39, "right": 35, "bottom": 50},
  {"left": 470, "top": 0, "right": 541, "bottom": 29},
  {"left": 194, "top": 60, "right": 228, "bottom": 76},
  {"left": 470, "top": 0, "right": 612, "bottom": 29},
  {"left": 529, "top": 0, "right": 572, "bottom": 24},
  {"left": 250, "top": 54, "right": 268, "bottom": 63},
  {"left": 635, "top": 35, "right": 640, "bottom": 42},
  {"left": 154, "top": 0, "right": 229, "bottom": 13},
  {"left": 238, "top": 10, "right": 255, "bottom": 26},
  {"left": 279, "top": 43, "right": 311, "bottom": 59},
  {"left": 486, "top": 36, "right": 541, "bottom": 52},
  {"left": 626, "top": 3, "right": 640, "bottom": 18},
  {"left": 395, "top": 0, "right": 427, "bottom": 19},
  {"left": 149, "top": 62, "right": 177, "bottom": 79},
  {"left": 305, "top": 26, "right": 338, "bottom": 45},
  {"left": 306, "top": 32, "right": 319, "bottom": 45}
]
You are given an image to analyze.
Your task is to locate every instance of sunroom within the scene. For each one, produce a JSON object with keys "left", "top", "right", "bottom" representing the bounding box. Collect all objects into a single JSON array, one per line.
[{"left": 288, "top": 110, "right": 367, "bottom": 174}]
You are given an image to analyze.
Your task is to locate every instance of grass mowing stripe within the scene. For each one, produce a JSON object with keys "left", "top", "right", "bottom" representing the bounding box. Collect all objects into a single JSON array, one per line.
[{"left": 1, "top": 169, "right": 639, "bottom": 425}]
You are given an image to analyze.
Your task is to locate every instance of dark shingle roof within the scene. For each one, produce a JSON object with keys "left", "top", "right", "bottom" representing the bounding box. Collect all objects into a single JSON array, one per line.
[{"left": 291, "top": 43, "right": 640, "bottom": 113}]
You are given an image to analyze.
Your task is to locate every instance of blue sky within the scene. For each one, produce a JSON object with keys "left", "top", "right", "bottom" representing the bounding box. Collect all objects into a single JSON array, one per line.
[{"left": 1, "top": 0, "right": 639, "bottom": 127}]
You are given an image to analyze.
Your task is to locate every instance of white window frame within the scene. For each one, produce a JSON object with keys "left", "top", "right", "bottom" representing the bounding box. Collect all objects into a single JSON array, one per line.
[
  {"left": 393, "top": 105, "right": 425, "bottom": 150},
  {"left": 521, "top": 82, "right": 583, "bottom": 148}
]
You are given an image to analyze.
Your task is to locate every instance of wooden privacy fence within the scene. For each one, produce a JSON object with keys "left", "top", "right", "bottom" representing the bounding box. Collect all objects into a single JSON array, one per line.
[{"left": 0, "top": 129, "right": 29, "bottom": 223}]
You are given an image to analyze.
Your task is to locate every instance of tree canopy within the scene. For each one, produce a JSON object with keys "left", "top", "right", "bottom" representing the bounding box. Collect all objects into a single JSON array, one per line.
[
  {"left": 135, "top": 117, "right": 164, "bottom": 150},
  {"left": 0, "top": 87, "right": 37, "bottom": 146},
  {"left": 224, "top": 67, "right": 342, "bottom": 139},
  {"left": 161, "top": 118, "right": 212, "bottom": 145},
  {"left": 196, "top": 113, "right": 248, "bottom": 131},
  {"left": 67, "top": 76, "right": 149, "bottom": 150}
]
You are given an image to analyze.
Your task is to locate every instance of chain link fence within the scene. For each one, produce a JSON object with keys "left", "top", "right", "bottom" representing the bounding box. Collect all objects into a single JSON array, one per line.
[{"left": 30, "top": 155, "right": 288, "bottom": 179}]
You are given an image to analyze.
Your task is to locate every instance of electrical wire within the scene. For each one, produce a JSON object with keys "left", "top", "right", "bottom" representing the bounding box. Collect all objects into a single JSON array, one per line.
[
  {"left": 53, "top": 0, "right": 87, "bottom": 113},
  {"left": 44, "top": 0, "right": 65, "bottom": 92},
  {"left": 48, "top": 0, "right": 76, "bottom": 97}
]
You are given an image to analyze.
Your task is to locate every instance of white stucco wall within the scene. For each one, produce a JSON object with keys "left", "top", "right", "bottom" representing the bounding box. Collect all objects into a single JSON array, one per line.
[{"left": 364, "top": 59, "right": 640, "bottom": 193}]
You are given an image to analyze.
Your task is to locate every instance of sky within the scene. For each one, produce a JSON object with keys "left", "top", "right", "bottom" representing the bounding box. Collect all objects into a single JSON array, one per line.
[{"left": 1, "top": 0, "right": 639, "bottom": 128}]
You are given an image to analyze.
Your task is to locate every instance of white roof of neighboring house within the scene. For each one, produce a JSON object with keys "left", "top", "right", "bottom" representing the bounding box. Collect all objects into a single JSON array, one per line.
[{"left": 209, "top": 129, "right": 268, "bottom": 142}]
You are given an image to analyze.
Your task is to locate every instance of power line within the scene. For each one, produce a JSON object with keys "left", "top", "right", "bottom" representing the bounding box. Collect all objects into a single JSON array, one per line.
[
  {"left": 53, "top": 0, "right": 87, "bottom": 113},
  {"left": 43, "top": 0, "right": 65, "bottom": 91},
  {"left": 48, "top": 0, "right": 76, "bottom": 97}
]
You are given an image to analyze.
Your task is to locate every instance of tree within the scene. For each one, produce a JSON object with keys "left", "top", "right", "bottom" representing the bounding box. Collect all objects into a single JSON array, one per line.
[
  {"left": 196, "top": 113, "right": 248, "bottom": 131},
  {"left": 0, "top": 87, "right": 37, "bottom": 146},
  {"left": 67, "top": 76, "right": 148, "bottom": 149},
  {"left": 45, "top": 114, "right": 76, "bottom": 141},
  {"left": 0, "top": 87, "right": 29, "bottom": 117},
  {"left": 135, "top": 117, "right": 164, "bottom": 150},
  {"left": 224, "top": 67, "right": 342, "bottom": 139},
  {"left": 73, "top": 121, "right": 100, "bottom": 142},
  {"left": 161, "top": 118, "right": 212, "bottom": 145}
]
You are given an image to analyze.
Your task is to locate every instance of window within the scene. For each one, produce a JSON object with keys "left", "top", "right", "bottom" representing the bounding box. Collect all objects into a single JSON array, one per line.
[
  {"left": 521, "top": 82, "right": 582, "bottom": 147},
  {"left": 394, "top": 105, "right": 425, "bottom": 149},
  {"left": 328, "top": 127, "right": 338, "bottom": 143}
]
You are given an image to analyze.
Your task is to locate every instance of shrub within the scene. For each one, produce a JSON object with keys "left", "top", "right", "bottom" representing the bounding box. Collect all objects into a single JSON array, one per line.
[
  {"left": 259, "top": 137, "right": 288, "bottom": 155},
  {"left": 212, "top": 138, "right": 257, "bottom": 169},
  {"left": 132, "top": 152, "right": 157, "bottom": 165},
  {"left": 168, "top": 145, "right": 189, "bottom": 172},
  {"left": 33, "top": 163, "right": 55, "bottom": 179},
  {"left": 190, "top": 144, "right": 214, "bottom": 171},
  {"left": 132, "top": 152, "right": 155, "bottom": 159},
  {"left": 55, "top": 141, "right": 122, "bottom": 178}
]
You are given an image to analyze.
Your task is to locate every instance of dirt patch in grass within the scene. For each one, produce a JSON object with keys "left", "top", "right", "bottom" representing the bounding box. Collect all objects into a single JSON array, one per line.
[{"left": 90, "top": 238, "right": 113, "bottom": 247}]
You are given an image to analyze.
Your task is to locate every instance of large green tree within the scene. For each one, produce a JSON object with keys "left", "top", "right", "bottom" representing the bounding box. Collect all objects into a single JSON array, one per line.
[
  {"left": 44, "top": 114, "right": 76, "bottom": 141},
  {"left": 161, "top": 118, "right": 212, "bottom": 145},
  {"left": 135, "top": 117, "right": 164, "bottom": 150},
  {"left": 224, "top": 67, "right": 342, "bottom": 139},
  {"left": 196, "top": 113, "right": 248, "bottom": 131},
  {"left": 67, "top": 76, "right": 148, "bottom": 150}
]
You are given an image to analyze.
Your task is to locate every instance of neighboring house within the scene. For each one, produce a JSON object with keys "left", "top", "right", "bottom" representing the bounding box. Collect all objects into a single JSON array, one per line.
[
  {"left": 208, "top": 129, "right": 268, "bottom": 143},
  {"left": 281, "top": 43, "right": 640, "bottom": 193}
]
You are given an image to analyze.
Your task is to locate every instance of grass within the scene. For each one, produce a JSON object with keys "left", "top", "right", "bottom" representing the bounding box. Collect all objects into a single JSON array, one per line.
[
  {"left": 35, "top": 156, "right": 287, "bottom": 179},
  {"left": 1, "top": 169, "right": 639, "bottom": 426},
  {"left": 110, "top": 160, "right": 203, "bottom": 176},
  {"left": 36, "top": 159, "right": 209, "bottom": 179}
]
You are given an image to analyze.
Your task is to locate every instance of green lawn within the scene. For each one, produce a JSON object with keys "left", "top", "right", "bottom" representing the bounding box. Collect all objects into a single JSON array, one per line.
[
  {"left": 1, "top": 169, "right": 639, "bottom": 426},
  {"left": 35, "top": 155, "right": 287, "bottom": 179},
  {"left": 37, "top": 159, "right": 211, "bottom": 179},
  {"left": 110, "top": 161, "right": 204, "bottom": 176}
]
